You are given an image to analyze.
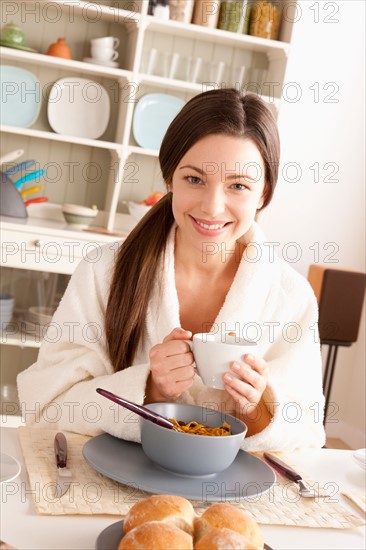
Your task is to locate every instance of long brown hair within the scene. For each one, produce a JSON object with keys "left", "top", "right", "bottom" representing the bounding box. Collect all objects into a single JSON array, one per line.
[{"left": 106, "top": 89, "right": 280, "bottom": 371}]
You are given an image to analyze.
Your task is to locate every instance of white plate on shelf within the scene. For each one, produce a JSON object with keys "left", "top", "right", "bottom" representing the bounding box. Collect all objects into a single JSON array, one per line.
[
  {"left": 132, "top": 93, "right": 185, "bottom": 150},
  {"left": 83, "top": 57, "right": 119, "bottom": 68},
  {"left": 0, "top": 452, "right": 21, "bottom": 483},
  {"left": 47, "top": 77, "right": 110, "bottom": 139},
  {"left": 0, "top": 65, "right": 41, "bottom": 127}
]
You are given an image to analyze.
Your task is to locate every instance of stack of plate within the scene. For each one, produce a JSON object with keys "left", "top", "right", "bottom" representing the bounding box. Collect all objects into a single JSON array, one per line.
[
  {"left": 0, "top": 293, "right": 15, "bottom": 329},
  {"left": 21, "top": 306, "right": 55, "bottom": 334},
  {"left": 353, "top": 449, "right": 366, "bottom": 470}
]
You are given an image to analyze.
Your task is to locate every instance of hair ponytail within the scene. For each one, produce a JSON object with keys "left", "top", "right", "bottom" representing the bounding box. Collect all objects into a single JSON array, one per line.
[{"left": 105, "top": 193, "right": 174, "bottom": 371}]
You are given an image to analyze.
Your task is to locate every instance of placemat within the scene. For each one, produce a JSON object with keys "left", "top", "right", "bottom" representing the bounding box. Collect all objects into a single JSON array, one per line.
[
  {"left": 341, "top": 492, "right": 366, "bottom": 515},
  {"left": 17, "top": 427, "right": 365, "bottom": 529}
]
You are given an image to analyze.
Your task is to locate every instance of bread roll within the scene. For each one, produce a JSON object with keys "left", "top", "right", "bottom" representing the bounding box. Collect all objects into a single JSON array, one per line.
[
  {"left": 124, "top": 495, "right": 195, "bottom": 535},
  {"left": 194, "top": 527, "right": 254, "bottom": 549},
  {"left": 118, "top": 521, "right": 193, "bottom": 549},
  {"left": 194, "top": 503, "right": 264, "bottom": 549}
]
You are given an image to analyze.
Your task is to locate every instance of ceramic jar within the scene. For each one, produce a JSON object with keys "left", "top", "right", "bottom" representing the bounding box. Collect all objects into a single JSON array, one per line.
[{"left": 47, "top": 38, "right": 72, "bottom": 59}]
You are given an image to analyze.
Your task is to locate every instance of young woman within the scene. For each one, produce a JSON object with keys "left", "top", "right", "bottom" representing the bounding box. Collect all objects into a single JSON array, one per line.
[{"left": 17, "top": 89, "right": 325, "bottom": 451}]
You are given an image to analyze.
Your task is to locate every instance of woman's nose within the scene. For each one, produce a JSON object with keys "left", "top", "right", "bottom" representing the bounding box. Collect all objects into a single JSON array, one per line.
[{"left": 201, "top": 188, "right": 226, "bottom": 217}]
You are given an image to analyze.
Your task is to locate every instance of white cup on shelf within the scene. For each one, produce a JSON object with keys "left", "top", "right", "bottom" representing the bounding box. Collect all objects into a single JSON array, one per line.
[
  {"left": 90, "top": 36, "right": 120, "bottom": 49},
  {"left": 91, "top": 45, "right": 119, "bottom": 61}
]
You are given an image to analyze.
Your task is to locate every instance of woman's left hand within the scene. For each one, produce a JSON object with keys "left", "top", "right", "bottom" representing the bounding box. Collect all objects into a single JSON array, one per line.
[{"left": 223, "top": 354, "right": 268, "bottom": 414}]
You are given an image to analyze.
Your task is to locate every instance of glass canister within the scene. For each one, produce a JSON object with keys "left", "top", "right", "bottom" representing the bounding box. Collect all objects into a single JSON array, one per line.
[
  {"left": 249, "top": 0, "right": 281, "bottom": 40},
  {"left": 148, "top": 0, "right": 170, "bottom": 20},
  {"left": 169, "top": 0, "right": 195, "bottom": 23},
  {"left": 218, "top": 1, "right": 251, "bottom": 34},
  {"left": 192, "top": 1, "right": 221, "bottom": 28}
]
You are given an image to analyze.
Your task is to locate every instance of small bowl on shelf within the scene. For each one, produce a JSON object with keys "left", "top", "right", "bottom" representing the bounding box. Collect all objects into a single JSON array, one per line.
[
  {"left": 125, "top": 201, "right": 152, "bottom": 221},
  {"left": 62, "top": 203, "right": 98, "bottom": 228},
  {"left": 26, "top": 306, "right": 55, "bottom": 327}
]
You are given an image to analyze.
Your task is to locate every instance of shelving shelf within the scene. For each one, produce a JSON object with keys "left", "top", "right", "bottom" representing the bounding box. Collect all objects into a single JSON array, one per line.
[
  {"left": 1, "top": 125, "right": 123, "bottom": 151},
  {"left": 0, "top": 47, "right": 132, "bottom": 80},
  {"left": 145, "top": 15, "right": 290, "bottom": 58},
  {"left": 1, "top": 330, "right": 42, "bottom": 349}
]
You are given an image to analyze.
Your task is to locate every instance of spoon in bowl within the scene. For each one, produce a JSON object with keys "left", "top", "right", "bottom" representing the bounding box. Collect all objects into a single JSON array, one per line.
[{"left": 96, "top": 388, "right": 176, "bottom": 430}]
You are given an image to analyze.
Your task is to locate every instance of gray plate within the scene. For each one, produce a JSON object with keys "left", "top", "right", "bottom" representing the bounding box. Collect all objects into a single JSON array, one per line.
[
  {"left": 83, "top": 434, "right": 275, "bottom": 502},
  {"left": 95, "top": 520, "right": 274, "bottom": 550}
]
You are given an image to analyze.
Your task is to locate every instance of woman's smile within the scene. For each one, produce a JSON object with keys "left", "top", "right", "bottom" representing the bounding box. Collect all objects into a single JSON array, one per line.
[{"left": 189, "top": 215, "right": 233, "bottom": 236}]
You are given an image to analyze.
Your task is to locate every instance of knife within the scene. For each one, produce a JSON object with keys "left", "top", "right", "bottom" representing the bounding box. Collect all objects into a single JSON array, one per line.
[
  {"left": 263, "top": 452, "right": 315, "bottom": 497},
  {"left": 54, "top": 432, "right": 73, "bottom": 498}
]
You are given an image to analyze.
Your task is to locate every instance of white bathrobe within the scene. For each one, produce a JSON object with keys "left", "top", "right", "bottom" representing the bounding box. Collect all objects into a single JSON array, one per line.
[{"left": 17, "top": 223, "right": 325, "bottom": 451}]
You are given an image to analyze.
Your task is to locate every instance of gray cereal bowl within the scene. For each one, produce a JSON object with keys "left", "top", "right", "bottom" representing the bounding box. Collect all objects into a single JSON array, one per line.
[{"left": 140, "top": 403, "right": 247, "bottom": 477}]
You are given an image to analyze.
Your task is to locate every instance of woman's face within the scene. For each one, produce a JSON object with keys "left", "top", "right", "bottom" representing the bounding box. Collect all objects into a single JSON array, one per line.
[{"left": 170, "top": 134, "right": 266, "bottom": 253}]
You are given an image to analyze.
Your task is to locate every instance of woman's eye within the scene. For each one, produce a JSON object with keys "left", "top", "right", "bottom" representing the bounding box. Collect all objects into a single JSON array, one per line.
[
  {"left": 187, "top": 176, "right": 202, "bottom": 185},
  {"left": 231, "top": 183, "right": 248, "bottom": 191}
]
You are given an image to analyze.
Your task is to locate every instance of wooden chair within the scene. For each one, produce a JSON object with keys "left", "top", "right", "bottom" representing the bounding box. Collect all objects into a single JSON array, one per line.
[{"left": 307, "top": 265, "right": 366, "bottom": 423}]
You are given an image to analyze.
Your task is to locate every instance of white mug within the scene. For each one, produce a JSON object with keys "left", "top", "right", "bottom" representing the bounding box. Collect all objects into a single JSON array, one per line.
[
  {"left": 91, "top": 36, "right": 120, "bottom": 49},
  {"left": 186, "top": 333, "right": 257, "bottom": 389},
  {"left": 91, "top": 45, "right": 118, "bottom": 61}
]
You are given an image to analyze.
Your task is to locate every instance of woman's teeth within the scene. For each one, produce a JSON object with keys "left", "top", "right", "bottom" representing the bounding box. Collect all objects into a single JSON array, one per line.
[{"left": 195, "top": 220, "right": 226, "bottom": 230}]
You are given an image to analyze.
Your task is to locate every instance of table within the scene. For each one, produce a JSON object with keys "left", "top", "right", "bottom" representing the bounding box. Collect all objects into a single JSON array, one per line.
[{"left": 1, "top": 422, "right": 365, "bottom": 550}]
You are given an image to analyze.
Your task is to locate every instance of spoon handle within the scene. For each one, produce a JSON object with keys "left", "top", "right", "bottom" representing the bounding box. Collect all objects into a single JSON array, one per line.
[{"left": 96, "top": 388, "right": 175, "bottom": 430}]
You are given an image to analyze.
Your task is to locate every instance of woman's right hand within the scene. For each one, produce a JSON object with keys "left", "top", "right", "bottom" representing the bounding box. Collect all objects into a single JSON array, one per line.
[{"left": 146, "top": 327, "right": 195, "bottom": 402}]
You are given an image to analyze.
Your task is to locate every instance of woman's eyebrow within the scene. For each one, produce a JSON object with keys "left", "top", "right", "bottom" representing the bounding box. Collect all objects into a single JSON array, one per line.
[
  {"left": 179, "top": 164, "right": 258, "bottom": 183},
  {"left": 226, "top": 173, "right": 257, "bottom": 182},
  {"left": 179, "top": 164, "right": 205, "bottom": 175}
]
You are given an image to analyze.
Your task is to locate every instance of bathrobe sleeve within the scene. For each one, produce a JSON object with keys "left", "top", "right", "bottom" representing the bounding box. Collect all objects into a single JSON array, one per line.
[{"left": 17, "top": 244, "right": 150, "bottom": 440}]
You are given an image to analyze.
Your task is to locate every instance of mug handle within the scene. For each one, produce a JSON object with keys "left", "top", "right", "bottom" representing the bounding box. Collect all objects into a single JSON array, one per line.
[
  {"left": 184, "top": 340, "right": 198, "bottom": 373},
  {"left": 113, "top": 37, "right": 120, "bottom": 49},
  {"left": 111, "top": 50, "right": 119, "bottom": 61},
  {"left": 184, "top": 339, "right": 193, "bottom": 350}
]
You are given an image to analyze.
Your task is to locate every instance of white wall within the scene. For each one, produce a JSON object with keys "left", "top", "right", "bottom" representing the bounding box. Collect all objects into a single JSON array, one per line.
[{"left": 261, "top": 0, "right": 365, "bottom": 448}]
